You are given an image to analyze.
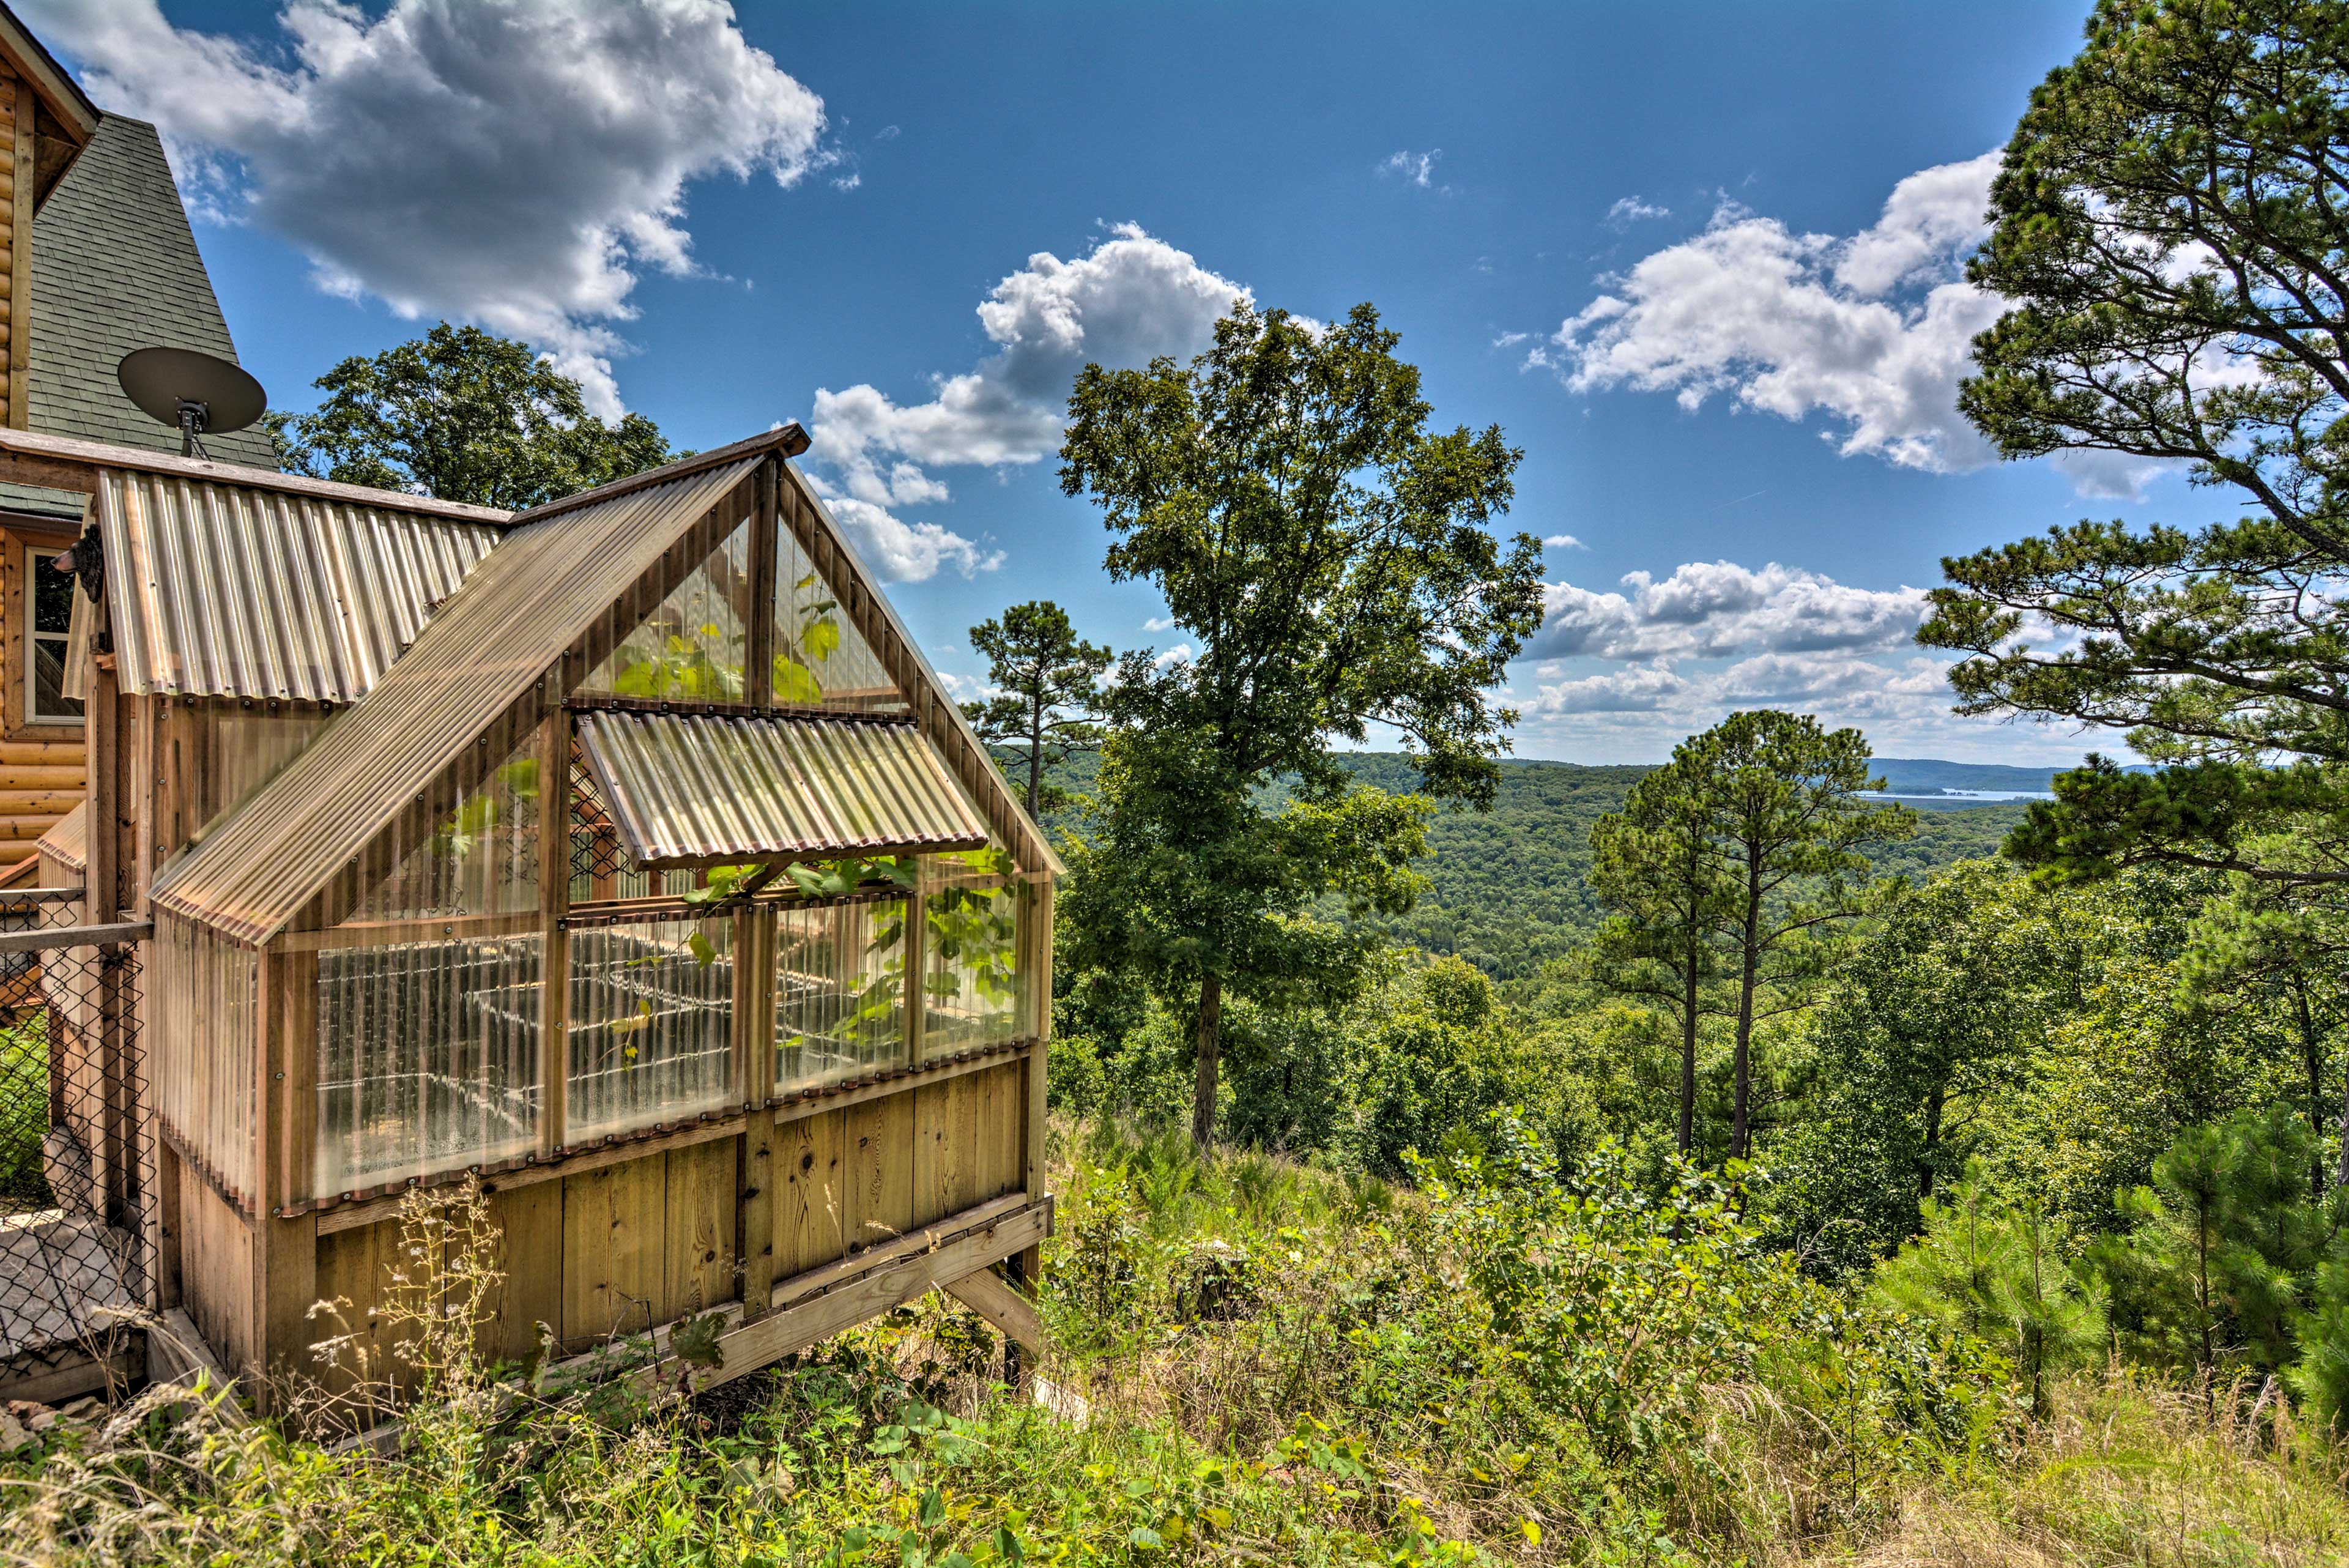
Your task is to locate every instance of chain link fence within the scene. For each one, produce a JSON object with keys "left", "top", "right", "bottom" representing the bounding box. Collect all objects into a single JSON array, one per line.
[
  {"left": 0, "top": 888, "right": 149, "bottom": 1383},
  {"left": 570, "top": 754, "right": 693, "bottom": 901}
]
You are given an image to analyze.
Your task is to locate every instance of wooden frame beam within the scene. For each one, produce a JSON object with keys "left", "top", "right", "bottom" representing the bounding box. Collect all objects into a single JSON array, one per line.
[
  {"left": 537, "top": 707, "right": 571, "bottom": 1157},
  {"left": 301, "top": 1039, "right": 1036, "bottom": 1233},
  {"left": 943, "top": 1266, "right": 1041, "bottom": 1354},
  {"left": 744, "top": 455, "right": 777, "bottom": 709}
]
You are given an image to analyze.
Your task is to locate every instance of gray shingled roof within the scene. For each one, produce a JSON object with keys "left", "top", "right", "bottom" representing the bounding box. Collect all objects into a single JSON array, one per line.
[{"left": 0, "top": 114, "right": 272, "bottom": 519}]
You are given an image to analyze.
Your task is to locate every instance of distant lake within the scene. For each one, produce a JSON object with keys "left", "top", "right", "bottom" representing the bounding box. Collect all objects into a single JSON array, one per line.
[{"left": 1858, "top": 789, "right": 2052, "bottom": 811}]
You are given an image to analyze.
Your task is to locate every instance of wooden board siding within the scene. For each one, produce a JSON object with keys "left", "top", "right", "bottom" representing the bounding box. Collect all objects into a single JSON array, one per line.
[
  {"left": 177, "top": 1172, "right": 254, "bottom": 1378},
  {"left": 278, "top": 1068, "right": 1031, "bottom": 1387}
]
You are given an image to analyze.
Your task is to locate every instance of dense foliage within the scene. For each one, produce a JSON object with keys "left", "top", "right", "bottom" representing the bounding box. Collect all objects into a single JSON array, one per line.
[
  {"left": 21, "top": 1132, "right": 2349, "bottom": 1566},
  {"left": 1059, "top": 303, "right": 1545, "bottom": 1143},
  {"left": 271, "top": 323, "right": 679, "bottom": 509}
]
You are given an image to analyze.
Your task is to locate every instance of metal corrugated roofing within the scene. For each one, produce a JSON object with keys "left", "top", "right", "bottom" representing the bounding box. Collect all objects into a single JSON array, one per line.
[
  {"left": 149, "top": 442, "right": 776, "bottom": 944},
  {"left": 577, "top": 709, "right": 989, "bottom": 869},
  {"left": 99, "top": 466, "right": 503, "bottom": 702},
  {"left": 787, "top": 483, "right": 1067, "bottom": 879}
]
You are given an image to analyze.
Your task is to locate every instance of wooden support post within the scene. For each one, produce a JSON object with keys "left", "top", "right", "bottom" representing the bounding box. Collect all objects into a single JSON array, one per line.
[
  {"left": 903, "top": 860, "right": 929, "bottom": 1070},
  {"left": 537, "top": 707, "right": 571, "bottom": 1154},
  {"left": 154, "top": 1140, "right": 183, "bottom": 1312},
  {"left": 737, "top": 907, "right": 777, "bottom": 1315},
  {"left": 1019, "top": 876, "right": 1055, "bottom": 1285},
  {"left": 85, "top": 658, "right": 117, "bottom": 924},
  {"left": 251, "top": 946, "right": 318, "bottom": 1411},
  {"left": 129, "top": 696, "right": 156, "bottom": 916},
  {"left": 98, "top": 937, "right": 132, "bottom": 1226},
  {"left": 746, "top": 456, "right": 777, "bottom": 709},
  {"left": 945, "top": 1260, "right": 1042, "bottom": 1363}
]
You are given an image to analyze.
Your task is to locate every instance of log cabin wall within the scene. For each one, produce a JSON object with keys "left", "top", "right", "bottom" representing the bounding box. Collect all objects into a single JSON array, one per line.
[
  {"left": 0, "top": 52, "right": 97, "bottom": 869},
  {"left": 0, "top": 62, "right": 83, "bottom": 872}
]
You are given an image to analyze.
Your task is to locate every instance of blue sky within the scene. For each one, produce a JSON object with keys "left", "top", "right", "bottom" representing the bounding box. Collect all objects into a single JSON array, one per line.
[{"left": 29, "top": 1, "right": 2161, "bottom": 764}]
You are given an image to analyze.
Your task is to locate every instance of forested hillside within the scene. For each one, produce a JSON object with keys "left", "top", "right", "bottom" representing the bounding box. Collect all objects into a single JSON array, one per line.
[{"left": 1050, "top": 750, "right": 2028, "bottom": 976}]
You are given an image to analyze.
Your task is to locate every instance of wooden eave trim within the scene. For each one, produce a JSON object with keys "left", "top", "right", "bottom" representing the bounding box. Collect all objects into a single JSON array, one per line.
[
  {"left": 506, "top": 423, "right": 810, "bottom": 528},
  {"left": 0, "top": 428, "right": 513, "bottom": 522},
  {"left": 566, "top": 693, "right": 918, "bottom": 726},
  {"left": 559, "top": 881, "right": 910, "bottom": 927},
  {"left": 0, "top": 12, "right": 99, "bottom": 142},
  {"left": 618, "top": 835, "right": 989, "bottom": 875}
]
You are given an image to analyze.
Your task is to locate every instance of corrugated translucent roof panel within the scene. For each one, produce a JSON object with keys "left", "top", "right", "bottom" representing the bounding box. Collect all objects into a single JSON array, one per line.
[
  {"left": 149, "top": 444, "right": 774, "bottom": 944},
  {"left": 577, "top": 709, "right": 989, "bottom": 869},
  {"left": 35, "top": 800, "right": 85, "bottom": 872},
  {"left": 98, "top": 467, "right": 505, "bottom": 702}
]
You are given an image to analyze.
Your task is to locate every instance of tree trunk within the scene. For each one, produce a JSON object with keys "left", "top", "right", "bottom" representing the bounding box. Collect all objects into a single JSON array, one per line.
[
  {"left": 1026, "top": 701, "right": 1045, "bottom": 821},
  {"left": 2196, "top": 1206, "right": 2216, "bottom": 1403},
  {"left": 1920, "top": 1082, "right": 1945, "bottom": 1198},
  {"left": 1731, "top": 878, "right": 1760, "bottom": 1162},
  {"left": 1678, "top": 949, "right": 1699, "bottom": 1154},
  {"left": 2296, "top": 983, "right": 2326, "bottom": 1200},
  {"left": 1191, "top": 972, "right": 1223, "bottom": 1149}
]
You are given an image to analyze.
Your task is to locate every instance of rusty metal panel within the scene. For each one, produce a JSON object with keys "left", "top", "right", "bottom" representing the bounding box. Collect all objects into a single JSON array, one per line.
[
  {"left": 96, "top": 467, "right": 504, "bottom": 703},
  {"left": 577, "top": 709, "right": 990, "bottom": 868},
  {"left": 147, "top": 448, "right": 773, "bottom": 945}
]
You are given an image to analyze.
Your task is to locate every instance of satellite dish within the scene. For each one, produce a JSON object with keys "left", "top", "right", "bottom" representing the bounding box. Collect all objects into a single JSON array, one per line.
[{"left": 116, "top": 347, "right": 266, "bottom": 459}]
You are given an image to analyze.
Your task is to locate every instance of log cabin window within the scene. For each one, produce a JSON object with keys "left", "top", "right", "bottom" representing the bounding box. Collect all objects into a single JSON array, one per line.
[{"left": 25, "top": 546, "right": 81, "bottom": 724}]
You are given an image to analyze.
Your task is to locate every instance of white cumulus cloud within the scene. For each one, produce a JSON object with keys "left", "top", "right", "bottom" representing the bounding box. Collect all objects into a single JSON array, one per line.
[
  {"left": 1542, "top": 533, "right": 1587, "bottom": 551},
  {"left": 26, "top": 0, "right": 836, "bottom": 419},
  {"left": 1537, "top": 152, "right": 2167, "bottom": 500},
  {"left": 1528, "top": 560, "right": 1929, "bottom": 662},
  {"left": 806, "top": 223, "right": 1249, "bottom": 581},
  {"left": 1502, "top": 557, "right": 2079, "bottom": 761}
]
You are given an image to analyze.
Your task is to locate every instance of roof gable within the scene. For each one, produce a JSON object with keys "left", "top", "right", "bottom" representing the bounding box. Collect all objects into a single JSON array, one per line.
[
  {"left": 147, "top": 426, "right": 1061, "bottom": 943},
  {"left": 28, "top": 116, "right": 273, "bottom": 467},
  {"left": 149, "top": 436, "right": 782, "bottom": 942}
]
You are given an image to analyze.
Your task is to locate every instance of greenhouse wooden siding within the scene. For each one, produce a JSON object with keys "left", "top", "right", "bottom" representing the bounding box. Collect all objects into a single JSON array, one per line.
[{"left": 0, "top": 422, "right": 1057, "bottom": 1418}]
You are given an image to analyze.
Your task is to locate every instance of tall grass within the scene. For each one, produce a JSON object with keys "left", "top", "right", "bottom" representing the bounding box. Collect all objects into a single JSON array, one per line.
[{"left": 3, "top": 1121, "right": 2345, "bottom": 1566}]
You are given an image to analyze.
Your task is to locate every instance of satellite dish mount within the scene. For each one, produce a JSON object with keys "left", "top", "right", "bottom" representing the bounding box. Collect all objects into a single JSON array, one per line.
[
  {"left": 173, "top": 397, "right": 212, "bottom": 458},
  {"left": 116, "top": 347, "right": 266, "bottom": 461}
]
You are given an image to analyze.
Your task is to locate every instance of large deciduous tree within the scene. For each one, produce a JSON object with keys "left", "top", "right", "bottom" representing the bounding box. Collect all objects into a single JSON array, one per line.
[
  {"left": 1059, "top": 302, "right": 1545, "bottom": 1146},
  {"left": 272, "top": 323, "right": 677, "bottom": 509},
  {"left": 961, "top": 601, "right": 1113, "bottom": 821}
]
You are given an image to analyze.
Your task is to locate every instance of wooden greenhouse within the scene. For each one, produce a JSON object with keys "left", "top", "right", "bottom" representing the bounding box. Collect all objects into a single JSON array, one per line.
[{"left": 0, "top": 421, "right": 1058, "bottom": 1413}]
